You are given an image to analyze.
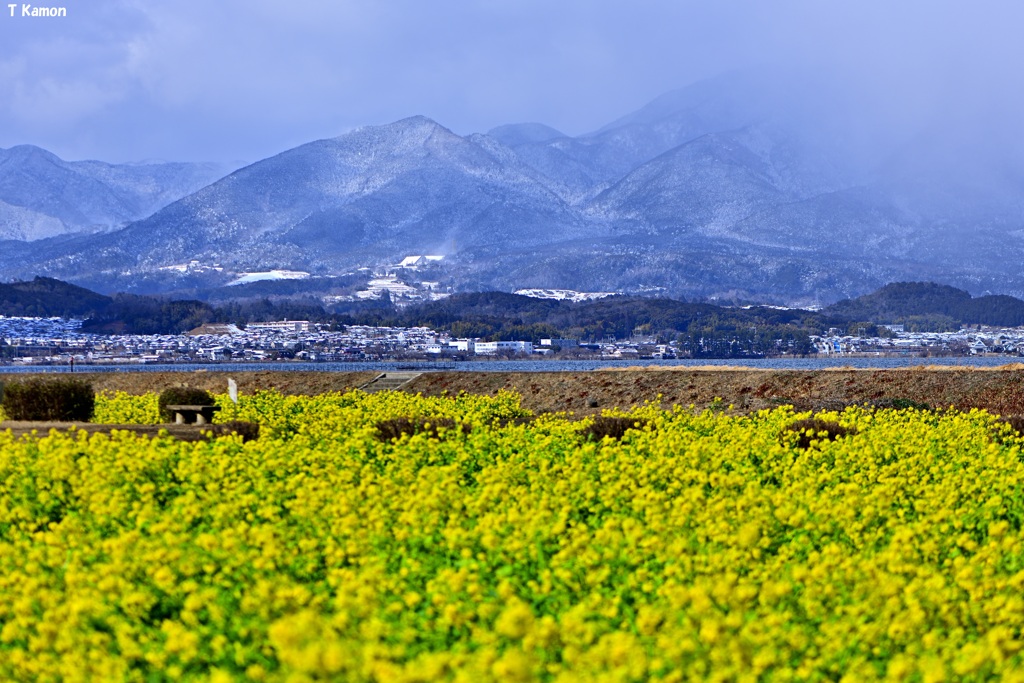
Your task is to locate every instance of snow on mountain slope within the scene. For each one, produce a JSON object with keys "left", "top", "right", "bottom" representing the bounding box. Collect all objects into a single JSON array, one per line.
[
  {"left": 6, "top": 70, "right": 1024, "bottom": 303},
  {"left": 0, "top": 145, "right": 231, "bottom": 238},
  {"left": 25, "top": 116, "right": 589, "bottom": 277}
]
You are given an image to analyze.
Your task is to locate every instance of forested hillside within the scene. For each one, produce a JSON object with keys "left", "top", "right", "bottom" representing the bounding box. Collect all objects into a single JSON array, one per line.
[
  {"left": 5, "top": 278, "right": 1024, "bottom": 339},
  {"left": 824, "top": 282, "right": 1024, "bottom": 329}
]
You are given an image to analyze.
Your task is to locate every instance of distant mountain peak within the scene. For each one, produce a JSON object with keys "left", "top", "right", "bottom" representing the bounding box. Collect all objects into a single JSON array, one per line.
[
  {"left": 487, "top": 123, "right": 566, "bottom": 147},
  {"left": 0, "top": 145, "right": 232, "bottom": 240},
  {"left": 5, "top": 71, "right": 1024, "bottom": 304},
  {"left": 591, "top": 70, "right": 769, "bottom": 136},
  {"left": 0, "top": 144, "right": 62, "bottom": 165},
  {"left": 344, "top": 114, "right": 451, "bottom": 139},
  {"left": 3, "top": 143, "right": 52, "bottom": 154}
]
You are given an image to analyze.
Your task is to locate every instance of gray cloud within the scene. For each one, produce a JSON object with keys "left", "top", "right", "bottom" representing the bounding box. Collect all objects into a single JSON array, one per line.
[{"left": 0, "top": 0, "right": 1022, "bottom": 163}]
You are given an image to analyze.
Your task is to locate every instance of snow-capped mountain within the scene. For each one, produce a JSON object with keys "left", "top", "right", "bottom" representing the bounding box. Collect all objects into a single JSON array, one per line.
[
  {"left": 4, "top": 70, "right": 1024, "bottom": 303},
  {"left": 8, "top": 116, "right": 591, "bottom": 285},
  {"left": 0, "top": 145, "right": 232, "bottom": 240}
]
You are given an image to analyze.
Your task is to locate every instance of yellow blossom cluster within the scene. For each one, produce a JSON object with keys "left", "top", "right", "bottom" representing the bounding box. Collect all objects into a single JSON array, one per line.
[
  {"left": 2, "top": 389, "right": 1024, "bottom": 681},
  {"left": 93, "top": 391, "right": 162, "bottom": 424}
]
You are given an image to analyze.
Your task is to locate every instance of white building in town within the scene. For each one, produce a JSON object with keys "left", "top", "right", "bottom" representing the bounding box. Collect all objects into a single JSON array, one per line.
[
  {"left": 540, "top": 338, "right": 578, "bottom": 349},
  {"left": 247, "top": 320, "right": 312, "bottom": 333},
  {"left": 474, "top": 340, "right": 534, "bottom": 355}
]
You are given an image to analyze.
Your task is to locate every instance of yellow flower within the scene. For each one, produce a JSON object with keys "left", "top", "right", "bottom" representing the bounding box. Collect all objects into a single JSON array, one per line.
[
  {"left": 495, "top": 599, "right": 535, "bottom": 640},
  {"left": 491, "top": 648, "right": 535, "bottom": 682}
]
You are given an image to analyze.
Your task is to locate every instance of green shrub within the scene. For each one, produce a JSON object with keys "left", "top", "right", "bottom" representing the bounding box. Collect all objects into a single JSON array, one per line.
[
  {"left": 871, "top": 397, "right": 932, "bottom": 411},
  {"left": 993, "top": 415, "right": 1024, "bottom": 446},
  {"left": 782, "top": 418, "right": 857, "bottom": 449},
  {"left": 210, "top": 420, "right": 261, "bottom": 443},
  {"left": 579, "top": 416, "right": 651, "bottom": 441},
  {"left": 375, "top": 416, "right": 470, "bottom": 442},
  {"left": 2, "top": 378, "right": 95, "bottom": 421},
  {"left": 158, "top": 387, "right": 215, "bottom": 422},
  {"left": 1000, "top": 415, "right": 1024, "bottom": 435}
]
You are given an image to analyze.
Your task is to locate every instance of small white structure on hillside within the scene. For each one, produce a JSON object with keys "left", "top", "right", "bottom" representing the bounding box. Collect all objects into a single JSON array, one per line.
[{"left": 398, "top": 255, "right": 445, "bottom": 268}]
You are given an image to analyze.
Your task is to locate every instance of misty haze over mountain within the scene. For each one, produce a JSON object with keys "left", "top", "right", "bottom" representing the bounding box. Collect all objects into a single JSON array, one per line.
[
  {"left": 0, "top": 147, "right": 234, "bottom": 240},
  {"left": 1, "top": 67, "right": 1023, "bottom": 305}
]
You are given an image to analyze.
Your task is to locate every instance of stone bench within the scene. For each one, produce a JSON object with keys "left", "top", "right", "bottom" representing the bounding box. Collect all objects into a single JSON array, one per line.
[{"left": 166, "top": 404, "right": 221, "bottom": 425}]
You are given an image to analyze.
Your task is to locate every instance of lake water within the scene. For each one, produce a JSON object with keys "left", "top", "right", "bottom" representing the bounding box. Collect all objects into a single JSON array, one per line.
[{"left": 0, "top": 356, "right": 1020, "bottom": 374}]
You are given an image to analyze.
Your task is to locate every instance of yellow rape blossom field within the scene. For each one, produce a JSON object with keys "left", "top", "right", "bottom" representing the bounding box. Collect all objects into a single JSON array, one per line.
[{"left": 3, "top": 388, "right": 1024, "bottom": 681}]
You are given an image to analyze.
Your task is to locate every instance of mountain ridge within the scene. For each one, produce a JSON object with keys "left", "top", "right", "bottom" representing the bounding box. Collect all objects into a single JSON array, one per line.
[
  {"left": 10, "top": 277, "right": 1024, "bottom": 342},
  {"left": 2, "top": 71, "right": 1024, "bottom": 304},
  {"left": 0, "top": 145, "right": 234, "bottom": 240}
]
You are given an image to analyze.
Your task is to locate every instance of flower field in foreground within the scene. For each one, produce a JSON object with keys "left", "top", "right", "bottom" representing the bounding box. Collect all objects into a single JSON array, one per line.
[{"left": 3, "top": 390, "right": 1024, "bottom": 682}]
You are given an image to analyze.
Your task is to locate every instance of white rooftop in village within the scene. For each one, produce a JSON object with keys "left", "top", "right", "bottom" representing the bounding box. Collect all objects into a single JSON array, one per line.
[
  {"left": 227, "top": 270, "right": 310, "bottom": 286},
  {"left": 514, "top": 289, "right": 618, "bottom": 302},
  {"left": 399, "top": 255, "right": 444, "bottom": 267}
]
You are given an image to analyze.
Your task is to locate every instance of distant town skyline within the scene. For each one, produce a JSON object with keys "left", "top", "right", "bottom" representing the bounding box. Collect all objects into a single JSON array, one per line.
[{"left": 1, "top": 0, "right": 1022, "bottom": 164}]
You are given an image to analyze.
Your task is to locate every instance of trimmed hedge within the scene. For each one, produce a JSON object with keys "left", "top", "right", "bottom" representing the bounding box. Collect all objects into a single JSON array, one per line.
[
  {"left": 211, "top": 420, "right": 261, "bottom": 443},
  {"left": 158, "top": 387, "right": 215, "bottom": 423},
  {"left": 579, "top": 416, "right": 651, "bottom": 442},
  {"left": 375, "top": 417, "right": 470, "bottom": 442},
  {"left": 782, "top": 418, "right": 857, "bottom": 449},
  {"left": 2, "top": 378, "right": 95, "bottom": 422}
]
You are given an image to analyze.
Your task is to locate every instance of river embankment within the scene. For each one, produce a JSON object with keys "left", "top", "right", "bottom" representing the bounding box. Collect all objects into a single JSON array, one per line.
[{"left": 39, "top": 366, "right": 1024, "bottom": 416}]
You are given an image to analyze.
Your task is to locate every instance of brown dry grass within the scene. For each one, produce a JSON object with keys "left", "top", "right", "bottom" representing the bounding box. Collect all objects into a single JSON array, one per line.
[
  {"left": 602, "top": 362, "right": 1024, "bottom": 372},
  {"left": 49, "top": 370, "right": 378, "bottom": 396},
  {"left": 406, "top": 368, "right": 1024, "bottom": 416},
  {"left": 0, "top": 421, "right": 241, "bottom": 442},
  {"left": 599, "top": 365, "right": 758, "bottom": 372},
  {"left": 30, "top": 366, "right": 1024, "bottom": 417}
]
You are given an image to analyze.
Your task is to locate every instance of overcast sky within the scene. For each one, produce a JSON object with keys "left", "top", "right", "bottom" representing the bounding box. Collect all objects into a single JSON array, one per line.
[{"left": 1, "top": 0, "right": 1022, "bottom": 164}]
